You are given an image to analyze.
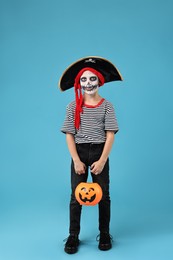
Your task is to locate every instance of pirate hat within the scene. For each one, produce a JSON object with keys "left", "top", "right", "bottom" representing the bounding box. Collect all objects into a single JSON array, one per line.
[{"left": 59, "top": 56, "right": 123, "bottom": 91}]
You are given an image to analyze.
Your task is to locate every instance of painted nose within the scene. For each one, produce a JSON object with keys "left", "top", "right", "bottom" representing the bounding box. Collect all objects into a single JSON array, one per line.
[{"left": 86, "top": 80, "right": 92, "bottom": 86}]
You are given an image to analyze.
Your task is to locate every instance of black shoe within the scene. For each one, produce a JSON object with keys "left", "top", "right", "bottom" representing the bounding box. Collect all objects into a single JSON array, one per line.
[
  {"left": 64, "top": 234, "right": 79, "bottom": 254},
  {"left": 97, "top": 232, "right": 113, "bottom": 251}
]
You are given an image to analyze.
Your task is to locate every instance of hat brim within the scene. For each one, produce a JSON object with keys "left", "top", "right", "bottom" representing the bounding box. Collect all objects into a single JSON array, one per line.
[{"left": 58, "top": 56, "right": 123, "bottom": 91}]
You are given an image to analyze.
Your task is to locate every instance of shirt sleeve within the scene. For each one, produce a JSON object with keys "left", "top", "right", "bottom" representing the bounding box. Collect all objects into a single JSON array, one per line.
[
  {"left": 61, "top": 104, "right": 76, "bottom": 135},
  {"left": 104, "top": 101, "right": 119, "bottom": 134}
]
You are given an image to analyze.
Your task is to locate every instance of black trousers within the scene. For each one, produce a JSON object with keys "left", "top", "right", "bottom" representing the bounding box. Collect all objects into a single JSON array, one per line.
[{"left": 69, "top": 143, "right": 111, "bottom": 235}]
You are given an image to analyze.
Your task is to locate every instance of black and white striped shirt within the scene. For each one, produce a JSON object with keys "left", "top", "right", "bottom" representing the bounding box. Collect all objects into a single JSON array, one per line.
[{"left": 61, "top": 98, "right": 119, "bottom": 144}]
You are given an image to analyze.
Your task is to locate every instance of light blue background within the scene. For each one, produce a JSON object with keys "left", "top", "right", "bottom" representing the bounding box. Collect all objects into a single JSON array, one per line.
[{"left": 0, "top": 0, "right": 173, "bottom": 259}]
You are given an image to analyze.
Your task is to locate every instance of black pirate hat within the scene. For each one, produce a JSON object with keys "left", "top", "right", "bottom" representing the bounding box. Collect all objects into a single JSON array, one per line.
[{"left": 59, "top": 56, "right": 123, "bottom": 91}]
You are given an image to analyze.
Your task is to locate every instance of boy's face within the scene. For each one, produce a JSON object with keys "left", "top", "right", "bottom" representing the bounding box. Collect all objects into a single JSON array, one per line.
[{"left": 80, "top": 70, "right": 99, "bottom": 95}]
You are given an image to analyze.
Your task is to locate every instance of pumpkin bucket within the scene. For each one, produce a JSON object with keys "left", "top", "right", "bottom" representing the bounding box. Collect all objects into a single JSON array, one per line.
[{"left": 75, "top": 182, "right": 103, "bottom": 206}]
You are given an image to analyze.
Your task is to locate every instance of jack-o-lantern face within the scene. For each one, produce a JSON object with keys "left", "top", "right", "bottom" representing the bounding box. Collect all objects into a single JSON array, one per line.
[{"left": 75, "top": 182, "right": 103, "bottom": 206}]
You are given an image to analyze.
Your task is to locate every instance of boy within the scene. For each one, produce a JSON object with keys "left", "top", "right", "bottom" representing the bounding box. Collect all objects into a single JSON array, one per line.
[{"left": 59, "top": 56, "right": 122, "bottom": 254}]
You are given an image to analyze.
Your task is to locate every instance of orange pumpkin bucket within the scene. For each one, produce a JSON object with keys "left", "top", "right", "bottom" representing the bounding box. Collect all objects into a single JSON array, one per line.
[{"left": 75, "top": 182, "right": 103, "bottom": 206}]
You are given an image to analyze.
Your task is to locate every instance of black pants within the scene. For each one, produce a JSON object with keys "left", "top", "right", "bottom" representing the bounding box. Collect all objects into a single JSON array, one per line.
[{"left": 69, "top": 143, "right": 111, "bottom": 235}]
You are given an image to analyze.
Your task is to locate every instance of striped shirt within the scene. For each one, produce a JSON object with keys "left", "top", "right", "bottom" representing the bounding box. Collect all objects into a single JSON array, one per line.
[{"left": 61, "top": 98, "right": 119, "bottom": 144}]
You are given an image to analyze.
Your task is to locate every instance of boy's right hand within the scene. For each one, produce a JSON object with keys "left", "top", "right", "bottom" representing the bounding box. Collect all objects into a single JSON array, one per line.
[{"left": 74, "top": 160, "right": 86, "bottom": 175}]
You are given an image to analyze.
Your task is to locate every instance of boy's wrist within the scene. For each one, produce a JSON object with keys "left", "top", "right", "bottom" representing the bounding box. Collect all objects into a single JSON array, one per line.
[
  {"left": 73, "top": 157, "right": 81, "bottom": 163},
  {"left": 99, "top": 157, "right": 107, "bottom": 164}
]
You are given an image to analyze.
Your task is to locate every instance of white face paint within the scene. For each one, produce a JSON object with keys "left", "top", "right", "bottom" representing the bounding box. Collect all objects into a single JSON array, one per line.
[{"left": 80, "top": 70, "right": 99, "bottom": 95}]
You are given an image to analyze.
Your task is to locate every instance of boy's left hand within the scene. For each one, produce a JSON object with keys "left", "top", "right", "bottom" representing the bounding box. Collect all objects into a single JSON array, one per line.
[{"left": 90, "top": 160, "right": 105, "bottom": 175}]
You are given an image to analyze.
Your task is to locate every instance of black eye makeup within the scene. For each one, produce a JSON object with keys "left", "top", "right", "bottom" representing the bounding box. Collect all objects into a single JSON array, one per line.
[
  {"left": 80, "top": 77, "right": 87, "bottom": 82},
  {"left": 80, "top": 76, "right": 97, "bottom": 82},
  {"left": 90, "top": 76, "right": 97, "bottom": 81}
]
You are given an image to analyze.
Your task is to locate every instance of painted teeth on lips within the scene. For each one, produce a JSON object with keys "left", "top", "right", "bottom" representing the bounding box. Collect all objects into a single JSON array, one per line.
[{"left": 83, "top": 85, "right": 97, "bottom": 91}]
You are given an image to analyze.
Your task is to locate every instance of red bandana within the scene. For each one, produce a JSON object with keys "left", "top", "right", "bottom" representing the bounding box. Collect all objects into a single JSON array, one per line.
[{"left": 74, "top": 67, "right": 105, "bottom": 129}]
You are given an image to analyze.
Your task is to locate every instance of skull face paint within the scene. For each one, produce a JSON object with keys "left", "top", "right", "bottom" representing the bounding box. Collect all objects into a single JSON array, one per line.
[{"left": 80, "top": 70, "right": 99, "bottom": 95}]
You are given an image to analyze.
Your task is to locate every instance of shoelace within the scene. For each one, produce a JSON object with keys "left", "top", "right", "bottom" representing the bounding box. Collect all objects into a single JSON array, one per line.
[
  {"left": 63, "top": 235, "right": 79, "bottom": 243},
  {"left": 96, "top": 234, "right": 114, "bottom": 242},
  {"left": 63, "top": 237, "right": 68, "bottom": 243}
]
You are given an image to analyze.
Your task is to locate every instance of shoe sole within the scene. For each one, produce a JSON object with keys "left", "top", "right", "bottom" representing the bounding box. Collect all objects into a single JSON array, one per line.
[
  {"left": 64, "top": 247, "right": 78, "bottom": 254},
  {"left": 99, "top": 244, "right": 112, "bottom": 250}
]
